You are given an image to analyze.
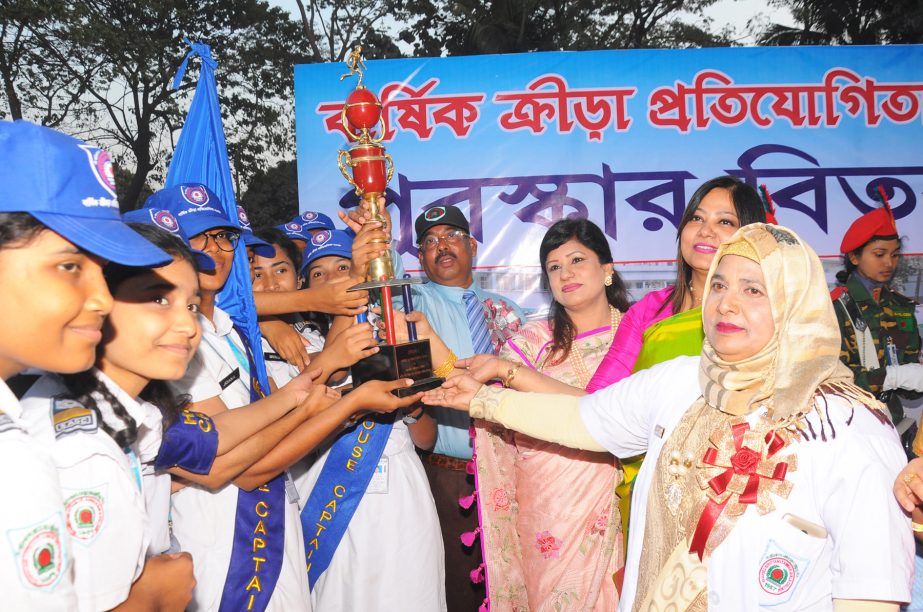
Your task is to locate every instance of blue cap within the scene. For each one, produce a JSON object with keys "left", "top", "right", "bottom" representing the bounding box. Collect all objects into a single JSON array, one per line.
[
  {"left": 0, "top": 120, "right": 170, "bottom": 266},
  {"left": 235, "top": 206, "right": 275, "bottom": 258},
  {"left": 277, "top": 220, "right": 312, "bottom": 242},
  {"left": 300, "top": 229, "right": 353, "bottom": 275},
  {"left": 295, "top": 210, "right": 335, "bottom": 231},
  {"left": 144, "top": 183, "right": 236, "bottom": 238},
  {"left": 122, "top": 208, "right": 216, "bottom": 271}
]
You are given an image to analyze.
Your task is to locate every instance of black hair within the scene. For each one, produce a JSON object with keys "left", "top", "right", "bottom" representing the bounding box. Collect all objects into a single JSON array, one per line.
[
  {"left": 0, "top": 212, "right": 46, "bottom": 248},
  {"left": 254, "top": 227, "right": 302, "bottom": 273},
  {"left": 665, "top": 176, "right": 767, "bottom": 316},
  {"left": 539, "top": 217, "right": 630, "bottom": 366},
  {"left": 58, "top": 223, "right": 198, "bottom": 445},
  {"left": 835, "top": 235, "right": 903, "bottom": 285}
]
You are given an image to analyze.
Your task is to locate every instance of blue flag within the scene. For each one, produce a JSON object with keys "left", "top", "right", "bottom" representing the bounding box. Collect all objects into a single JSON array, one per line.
[{"left": 166, "top": 39, "right": 271, "bottom": 395}]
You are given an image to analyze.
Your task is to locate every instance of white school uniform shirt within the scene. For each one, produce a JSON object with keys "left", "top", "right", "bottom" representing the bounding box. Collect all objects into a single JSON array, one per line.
[
  {"left": 580, "top": 355, "right": 913, "bottom": 611},
  {"left": 0, "top": 378, "right": 77, "bottom": 610},
  {"left": 19, "top": 370, "right": 162, "bottom": 612},
  {"left": 168, "top": 306, "right": 311, "bottom": 612}
]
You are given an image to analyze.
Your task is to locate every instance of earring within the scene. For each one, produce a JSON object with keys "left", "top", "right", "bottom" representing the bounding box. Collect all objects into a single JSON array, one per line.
[{"left": 604, "top": 274, "right": 613, "bottom": 287}]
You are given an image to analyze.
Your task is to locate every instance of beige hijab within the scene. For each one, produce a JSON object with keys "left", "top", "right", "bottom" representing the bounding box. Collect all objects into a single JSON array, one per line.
[{"left": 698, "top": 223, "right": 878, "bottom": 424}]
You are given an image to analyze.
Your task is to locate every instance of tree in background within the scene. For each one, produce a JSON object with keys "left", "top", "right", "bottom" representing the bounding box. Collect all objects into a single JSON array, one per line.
[
  {"left": 0, "top": 0, "right": 311, "bottom": 210},
  {"left": 292, "top": 0, "right": 404, "bottom": 62},
  {"left": 239, "top": 159, "right": 300, "bottom": 228},
  {"left": 756, "top": 0, "right": 923, "bottom": 45},
  {"left": 399, "top": 0, "right": 730, "bottom": 56}
]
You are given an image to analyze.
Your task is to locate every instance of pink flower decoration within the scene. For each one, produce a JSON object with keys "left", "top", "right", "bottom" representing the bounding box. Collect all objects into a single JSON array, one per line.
[
  {"left": 491, "top": 487, "right": 511, "bottom": 512},
  {"left": 589, "top": 510, "right": 609, "bottom": 536},
  {"left": 535, "top": 530, "right": 562, "bottom": 559}
]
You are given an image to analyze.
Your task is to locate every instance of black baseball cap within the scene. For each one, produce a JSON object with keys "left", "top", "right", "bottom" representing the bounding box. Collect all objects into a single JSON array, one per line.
[{"left": 414, "top": 205, "right": 470, "bottom": 243}]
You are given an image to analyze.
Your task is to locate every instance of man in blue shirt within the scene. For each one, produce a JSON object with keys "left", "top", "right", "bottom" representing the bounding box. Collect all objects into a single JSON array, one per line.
[{"left": 395, "top": 205, "right": 525, "bottom": 611}]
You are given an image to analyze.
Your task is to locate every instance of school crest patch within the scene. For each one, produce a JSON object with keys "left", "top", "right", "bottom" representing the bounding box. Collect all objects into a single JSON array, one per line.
[
  {"left": 63, "top": 488, "right": 106, "bottom": 544},
  {"left": 7, "top": 514, "right": 66, "bottom": 590},
  {"left": 757, "top": 540, "right": 808, "bottom": 605}
]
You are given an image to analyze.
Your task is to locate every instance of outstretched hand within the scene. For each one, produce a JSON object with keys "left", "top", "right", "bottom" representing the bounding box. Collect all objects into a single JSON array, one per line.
[
  {"left": 421, "top": 374, "right": 483, "bottom": 412},
  {"left": 894, "top": 456, "right": 923, "bottom": 512},
  {"left": 347, "top": 378, "right": 423, "bottom": 414},
  {"left": 455, "top": 355, "right": 504, "bottom": 384}
]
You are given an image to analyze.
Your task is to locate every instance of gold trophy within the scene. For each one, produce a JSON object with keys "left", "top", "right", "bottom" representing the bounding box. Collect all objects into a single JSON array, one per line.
[{"left": 337, "top": 46, "right": 442, "bottom": 397}]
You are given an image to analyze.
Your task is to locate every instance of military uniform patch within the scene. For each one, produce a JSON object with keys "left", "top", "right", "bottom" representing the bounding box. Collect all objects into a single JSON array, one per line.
[
  {"left": 63, "top": 488, "right": 106, "bottom": 544},
  {"left": 7, "top": 515, "right": 66, "bottom": 590},
  {"left": 52, "top": 398, "right": 98, "bottom": 438}
]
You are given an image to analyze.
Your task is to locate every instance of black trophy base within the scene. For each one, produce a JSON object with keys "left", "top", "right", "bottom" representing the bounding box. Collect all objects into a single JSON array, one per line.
[{"left": 350, "top": 338, "right": 445, "bottom": 397}]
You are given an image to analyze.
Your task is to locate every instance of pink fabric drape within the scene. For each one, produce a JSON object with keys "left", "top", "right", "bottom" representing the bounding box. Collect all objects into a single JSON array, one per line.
[
  {"left": 585, "top": 287, "right": 674, "bottom": 392},
  {"left": 472, "top": 320, "right": 622, "bottom": 611}
]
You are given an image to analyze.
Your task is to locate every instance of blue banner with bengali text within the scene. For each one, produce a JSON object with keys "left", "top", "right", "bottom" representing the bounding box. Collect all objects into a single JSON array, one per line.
[{"left": 295, "top": 46, "right": 923, "bottom": 307}]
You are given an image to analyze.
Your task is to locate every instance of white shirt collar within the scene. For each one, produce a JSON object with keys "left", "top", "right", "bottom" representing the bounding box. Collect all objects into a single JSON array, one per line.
[
  {"left": 200, "top": 305, "right": 234, "bottom": 338},
  {"left": 94, "top": 370, "right": 163, "bottom": 463}
]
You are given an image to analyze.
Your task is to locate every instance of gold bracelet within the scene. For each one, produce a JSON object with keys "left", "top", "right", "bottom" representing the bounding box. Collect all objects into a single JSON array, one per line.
[
  {"left": 503, "top": 361, "right": 522, "bottom": 388},
  {"left": 433, "top": 350, "right": 457, "bottom": 378},
  {"left": 912, "top": 521, "right": 923, "bottom": 533}
]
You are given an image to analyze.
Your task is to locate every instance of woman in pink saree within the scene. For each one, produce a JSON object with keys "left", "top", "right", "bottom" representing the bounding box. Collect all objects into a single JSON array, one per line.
[{"left": 461, "top": 218, "right": 630, "bottom": 611}]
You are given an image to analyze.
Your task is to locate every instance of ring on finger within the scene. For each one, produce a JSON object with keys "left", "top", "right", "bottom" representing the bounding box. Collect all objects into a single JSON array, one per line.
[{"left": 904, "top": 472, "right": 918, "bottom": 485}]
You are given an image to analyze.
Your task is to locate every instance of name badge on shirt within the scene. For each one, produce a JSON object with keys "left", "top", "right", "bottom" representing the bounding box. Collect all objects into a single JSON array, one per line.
[
  {"left": 219, "top": 368, "right": 240, "bottom": 390},
  {"left": 367, "top": 457, "right": 389, "bottom": 494},
  {"left": 264, "top": 352, "right": 286, "bottom": 363}
]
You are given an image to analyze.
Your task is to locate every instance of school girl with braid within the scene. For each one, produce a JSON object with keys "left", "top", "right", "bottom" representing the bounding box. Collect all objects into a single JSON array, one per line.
[
  {"left": 149, "top": 184, "right": 422, "bottom": 611},
  {"left": 0, "top": 121, "right": 189, "bottom": 610}
]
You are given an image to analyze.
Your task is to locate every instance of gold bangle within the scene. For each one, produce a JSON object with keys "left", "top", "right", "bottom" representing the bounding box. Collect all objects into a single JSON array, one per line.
[
  {"left": 912, "top": 522, "right": 923, "bottom": 533},
  {"left": 503, "top": 361, "right": 522, "bottom": 388},
  {"left": 433, "top": 350, "right": 457, "bottom": 378}
]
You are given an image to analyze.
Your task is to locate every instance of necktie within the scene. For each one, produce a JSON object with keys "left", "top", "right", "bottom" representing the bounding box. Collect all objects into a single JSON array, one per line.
[{"left": 463, "top": 289, "right": 494, "bottom": 355}]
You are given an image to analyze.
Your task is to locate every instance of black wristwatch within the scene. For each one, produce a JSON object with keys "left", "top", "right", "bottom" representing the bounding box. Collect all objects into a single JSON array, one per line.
[{"left": 402, "top": 406, "right": 425, "bottom": 424}]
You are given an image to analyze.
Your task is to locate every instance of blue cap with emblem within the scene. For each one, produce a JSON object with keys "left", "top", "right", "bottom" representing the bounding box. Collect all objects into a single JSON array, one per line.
[
  {"left": 122, "top": 207, "right": 216, "bottom": 271},
  {"left": 144, "top": 183, "right": 236, "bottom": 238},
  {"left": 277, "top": 220, "right": 312, "bottom": 242},
  {"left": 0, "top": 120, "right": 171, "bottom": 266},
  {"left": 294, "top": 210, "right": 335, "bottom": 232},
  {"left": 300, "top": 229, "right": 353, "bottom": 276},
  {"left": 236, "top": 205, "right": 275, "bottom": 258}
]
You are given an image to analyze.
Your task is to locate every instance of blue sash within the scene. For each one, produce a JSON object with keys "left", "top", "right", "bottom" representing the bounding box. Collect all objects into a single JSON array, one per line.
[
  {"left": 154, "top": 409, "right": 219, "bottom": 474},
  {"left": 301, "top": 412, "right": 394, "bottom": 589},
  {"left": 218, "top": 328, "right": 286, "bottom": 612}
]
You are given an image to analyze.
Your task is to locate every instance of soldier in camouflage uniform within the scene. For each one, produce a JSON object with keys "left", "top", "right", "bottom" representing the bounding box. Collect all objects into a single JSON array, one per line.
[{"left": 832, "top": 203, "right": 923, "bottom": 428}]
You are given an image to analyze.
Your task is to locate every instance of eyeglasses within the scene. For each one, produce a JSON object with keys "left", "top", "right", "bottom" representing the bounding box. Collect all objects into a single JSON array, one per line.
[
  {"left": 419, "top": 229, "right": 469, "bottom": 251},
  {"left": 190, "top": 230, "right": 240, "bottom": 253}
]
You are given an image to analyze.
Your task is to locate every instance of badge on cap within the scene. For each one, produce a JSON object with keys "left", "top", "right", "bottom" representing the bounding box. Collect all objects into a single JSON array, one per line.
[
  {"left": 311, "top": 230, "right": 331, "bottom": 246},
  {"left": 181, "top": 185, "right": 210, "bottom": 207},
  {"left": 78, "top": 145, "right": 116, "bottom": 196},
  {"left": 424, "top": 207, "right": 446, "bottom": 222},
  {"left": 286, "top": 222, "right": 303, "bottom": 232},
  {"left": 151, "top": 210, "right": 180, "bottom": 234},
  {"left": 237, "top": 206, "right": 252, "bottom": 229},
  {"left": 302, "top": 211, "right": 318, "bottom": 221}
]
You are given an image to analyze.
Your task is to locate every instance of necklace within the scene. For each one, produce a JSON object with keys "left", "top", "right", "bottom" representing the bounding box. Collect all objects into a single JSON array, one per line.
[
  {"left": 567, "top": 306, "right": 620, "bottom": 388},
  {"left": 688, "top": 280, "right": 703, "bottom": 306}
]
